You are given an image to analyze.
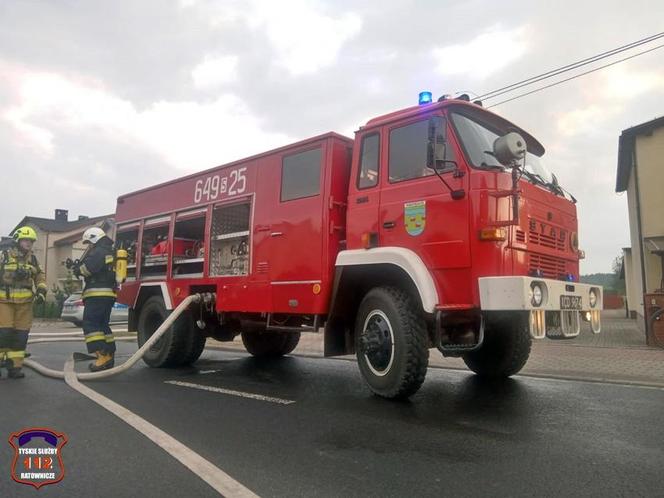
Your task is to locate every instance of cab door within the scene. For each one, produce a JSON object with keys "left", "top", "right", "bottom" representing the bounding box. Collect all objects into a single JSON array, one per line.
[
  {"left": 378, "top": 114, "right": 470, "bottom": 301},
  {"left": 346, "top": 131, "right": 382, "bottom": 249}
]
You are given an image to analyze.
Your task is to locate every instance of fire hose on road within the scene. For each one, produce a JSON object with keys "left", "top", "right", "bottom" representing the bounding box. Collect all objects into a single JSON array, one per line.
[{"left": 23, "top": 293, "right": 205, "bottom": 380}]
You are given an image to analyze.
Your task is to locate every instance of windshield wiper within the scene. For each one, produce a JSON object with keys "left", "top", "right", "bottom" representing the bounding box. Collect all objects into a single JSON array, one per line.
[
  {"left": 520, "top": 169, "right": 556, "bottom": 191},
  {"left": 521, "top": 170, "right": 570, "bottom": 198}
]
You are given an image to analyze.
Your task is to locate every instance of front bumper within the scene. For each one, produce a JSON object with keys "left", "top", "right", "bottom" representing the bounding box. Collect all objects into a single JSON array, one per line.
[{"left": 478, "top": 276, "right": 602, "bottom": 339}]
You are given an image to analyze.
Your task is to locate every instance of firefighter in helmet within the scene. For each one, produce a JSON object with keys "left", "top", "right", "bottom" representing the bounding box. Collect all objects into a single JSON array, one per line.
[
  {"left": 0, "top": 226, "right": 47, "bottom": 379},
  {"left": 72, "top": 227, "right": 117, "bottom": 372}
]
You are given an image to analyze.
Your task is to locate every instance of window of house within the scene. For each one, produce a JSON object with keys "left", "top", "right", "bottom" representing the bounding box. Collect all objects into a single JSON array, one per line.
[
  {"left": 281, "top": 148, "right": 321, "bottom": 201},
  {"left": 357, "top": 133, "right": 380, "bottom": 189},
  {"left": 388, "top": 120, "right": 432, "bottom": 183}
]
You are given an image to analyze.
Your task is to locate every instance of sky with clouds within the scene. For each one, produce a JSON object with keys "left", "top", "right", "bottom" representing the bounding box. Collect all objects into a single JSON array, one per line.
[{"left": 1, "top": 0, "right": 663, "bottom": 273}]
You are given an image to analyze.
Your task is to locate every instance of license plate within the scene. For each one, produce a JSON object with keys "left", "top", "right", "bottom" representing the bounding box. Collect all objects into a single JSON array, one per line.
[{"left": 560, "top": 295, "right": 582, "bottom": 310}]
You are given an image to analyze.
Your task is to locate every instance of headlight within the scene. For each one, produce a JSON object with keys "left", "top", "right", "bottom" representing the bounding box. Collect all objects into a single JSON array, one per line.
[
  {"left": 530, "top": 282, "right": 544, "bottom": 307},
  {"left": 589, "top": 289, "right": 598, "bottom": 308},
  {"left": 570, "top": 232, "right": 579, "bottom": 252}
]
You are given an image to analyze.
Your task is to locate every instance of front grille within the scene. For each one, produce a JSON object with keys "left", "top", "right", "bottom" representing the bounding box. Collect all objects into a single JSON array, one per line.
[
  {"left": 529, "top": 253, "right": 566, "bottom": 279},
  {"left": 516, "top": 229, "right": 526, "bottom": 243},
  {"left": 529, "top": 227, "right": 565, "bottom": 251}
]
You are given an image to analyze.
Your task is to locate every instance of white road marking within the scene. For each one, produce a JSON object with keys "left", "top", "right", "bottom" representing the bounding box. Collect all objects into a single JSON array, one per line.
[
  {"left": 198, "top": 369, "right": 223, "bottom": 374},
  {"left": 63, "top": 360, "right": 259, "bottom": 497},
  {"left": 165, "top": 380, "right": 296, "bottom": 405}
]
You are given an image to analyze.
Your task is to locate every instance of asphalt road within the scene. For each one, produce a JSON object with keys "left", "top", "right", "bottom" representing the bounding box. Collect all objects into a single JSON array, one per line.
[{"left": 2, "top": 339, "right": 663, "bottom": 497}]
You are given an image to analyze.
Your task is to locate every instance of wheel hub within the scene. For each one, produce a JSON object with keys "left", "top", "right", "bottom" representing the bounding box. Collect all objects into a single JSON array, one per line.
[{"left": 360, "top": 312, "right": 393, "bottom": 374}]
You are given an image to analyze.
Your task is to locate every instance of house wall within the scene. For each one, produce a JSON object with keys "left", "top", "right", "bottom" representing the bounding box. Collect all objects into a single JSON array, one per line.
[
  {"left": 625, "top": 128, "right": 664, "bottom": 332},
  {"left": 635, "top": 131, "right": 664, "bottom": 295},
  {"left": 636, "top": 128, "right": 664, "bottom": 239}
]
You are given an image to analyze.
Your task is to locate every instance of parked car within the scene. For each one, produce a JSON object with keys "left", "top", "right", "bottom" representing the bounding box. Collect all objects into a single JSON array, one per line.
[{"left": 60, "top": 293, "right": 129, "bottom": 326}]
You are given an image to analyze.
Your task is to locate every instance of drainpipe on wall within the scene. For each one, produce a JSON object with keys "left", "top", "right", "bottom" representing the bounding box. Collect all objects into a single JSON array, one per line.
[{"left": 632, "top": 141, "right": 648, "bottom": 339}]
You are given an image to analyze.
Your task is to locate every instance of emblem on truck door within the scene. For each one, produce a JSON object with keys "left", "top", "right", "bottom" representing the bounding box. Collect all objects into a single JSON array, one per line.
[{"left": 404, "top": 200, "right": 426, "bottom": 236}]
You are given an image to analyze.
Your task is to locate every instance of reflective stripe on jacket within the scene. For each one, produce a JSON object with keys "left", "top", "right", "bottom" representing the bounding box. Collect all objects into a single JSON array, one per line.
[{"left": 82, "top": 287, "right": 117, "bottom": 299}]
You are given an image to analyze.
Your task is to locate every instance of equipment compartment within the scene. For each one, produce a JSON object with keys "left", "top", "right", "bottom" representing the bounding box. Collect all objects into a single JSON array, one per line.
[{"left": 210, "top": 201, "right": 251, "bottom": 276}]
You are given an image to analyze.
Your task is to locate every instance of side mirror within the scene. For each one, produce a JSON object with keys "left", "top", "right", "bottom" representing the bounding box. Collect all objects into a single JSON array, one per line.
[
  {"left": 493, "top": 132, "right": 527, "bottom": 166},
  {"left": 427, "top": 116, "right": 447, "bottom": 169}
]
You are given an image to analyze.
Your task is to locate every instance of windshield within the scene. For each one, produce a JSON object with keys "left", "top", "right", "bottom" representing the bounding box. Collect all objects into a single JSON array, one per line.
[{"left": 450, "top": 112, "right": 555, "bottom": 186}]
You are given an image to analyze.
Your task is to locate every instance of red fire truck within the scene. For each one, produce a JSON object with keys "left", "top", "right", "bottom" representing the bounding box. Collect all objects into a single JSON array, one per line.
[{"left": 114, "top": 93, "right": 602, "bottom": 399}]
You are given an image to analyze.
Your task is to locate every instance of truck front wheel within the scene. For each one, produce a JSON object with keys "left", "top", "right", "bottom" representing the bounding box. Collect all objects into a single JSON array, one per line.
[
  {"left": 355, "top": 287, "right": 429, "bottom": 399},
  {"left": 241, "top": 330, "right": 300, "bottom": 358},
  {"left": 462, "top": 313, "right": 531, "bottom": 378}
]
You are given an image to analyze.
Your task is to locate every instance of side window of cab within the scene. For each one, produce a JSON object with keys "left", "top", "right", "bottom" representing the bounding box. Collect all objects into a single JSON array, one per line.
[
  {"left": 388, "top": 118, "right": 456, "bottom": 183},
  {"left": 357, "top": 133, "right": 380, "bottom": 189}
]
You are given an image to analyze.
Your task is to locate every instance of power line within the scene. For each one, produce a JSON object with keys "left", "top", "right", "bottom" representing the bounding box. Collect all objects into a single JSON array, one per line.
[
  {"left": 478, "top": 32, "right": 664, "bottom": 101},
  {"left": 486, "top": 42, "right": 664, "bottom": 108}
]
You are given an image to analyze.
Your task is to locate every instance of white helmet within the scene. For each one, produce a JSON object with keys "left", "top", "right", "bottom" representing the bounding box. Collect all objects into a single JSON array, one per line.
[{"left": 82, "top": 227, "right": 106, "bottom": 245}]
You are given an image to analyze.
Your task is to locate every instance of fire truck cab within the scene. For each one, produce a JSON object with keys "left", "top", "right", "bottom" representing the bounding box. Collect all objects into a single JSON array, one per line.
[{"left": 115, "top": 95, "right": 602, "bottom": 399}]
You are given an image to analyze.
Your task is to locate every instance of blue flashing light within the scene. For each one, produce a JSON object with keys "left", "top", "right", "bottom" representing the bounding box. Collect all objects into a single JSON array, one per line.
[
  {"left": 418, "top": 91, "right": 433, "bottom": 105},
  {"left": 566, "top": 273, "right": 575, "bottom": 282}
]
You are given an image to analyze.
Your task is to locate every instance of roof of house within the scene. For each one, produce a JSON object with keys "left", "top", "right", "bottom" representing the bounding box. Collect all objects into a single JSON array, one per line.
[
  {"left": 53, "top": 219, "right": 115, "bottom": 246},
  {"left": 12, "top": 214, "right": 113, "bottom": 236},
  {"left": 615, "top": 115, "right": 664, "bottom": 192}
]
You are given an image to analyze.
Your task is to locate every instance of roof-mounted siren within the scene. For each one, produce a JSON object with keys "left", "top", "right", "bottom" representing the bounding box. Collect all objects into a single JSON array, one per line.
[{"left": 418, "top": 91, "right": 433, "bottom": 105}]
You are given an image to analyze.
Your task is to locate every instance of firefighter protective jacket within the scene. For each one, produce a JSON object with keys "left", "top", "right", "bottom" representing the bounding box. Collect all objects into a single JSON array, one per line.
[
  {"left": 0, "top": 246, "right": 47, "bottom": 303},
  {"left": 79, "top": 236, "right": 117, "bottom": 299}
]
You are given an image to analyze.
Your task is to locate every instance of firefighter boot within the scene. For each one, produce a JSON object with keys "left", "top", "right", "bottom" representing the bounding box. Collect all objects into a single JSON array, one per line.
[
  {"left": 7, "top": 357, "right": 25, "bottom": 379},
  {"left": 89, "top": 351, "right": 114, "bottom": 372}
]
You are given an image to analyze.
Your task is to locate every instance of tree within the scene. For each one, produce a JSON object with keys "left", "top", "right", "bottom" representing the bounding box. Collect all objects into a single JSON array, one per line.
[{"left": 612, "top": 253, "right": 626, "bottom": 294}]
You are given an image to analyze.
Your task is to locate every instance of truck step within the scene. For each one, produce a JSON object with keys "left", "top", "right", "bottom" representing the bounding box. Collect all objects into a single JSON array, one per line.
[{"left": 437, "top": 342, "right": 483, "bottom": 356}]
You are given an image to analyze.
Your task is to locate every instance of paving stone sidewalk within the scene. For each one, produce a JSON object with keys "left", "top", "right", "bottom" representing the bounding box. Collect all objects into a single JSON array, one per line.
[{"left": 211, "top": 310, "right": 664, "bottom": 387}]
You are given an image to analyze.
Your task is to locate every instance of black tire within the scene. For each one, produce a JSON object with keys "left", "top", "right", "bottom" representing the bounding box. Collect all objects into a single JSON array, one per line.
[
  {"left": 137, "top": 296, "right": 202, "bottom": 367},
  {"left": 178, "top": 317, "right": 207, "bottom": 366},
  {"left": 354, "top": 286, "right": 429, "bottom": 399},
  {"left": 241, "top": 330, "right": 300, "bottom": 358},
  {"left": 462, "top": 313, "right": 531, "bottom": 378}
]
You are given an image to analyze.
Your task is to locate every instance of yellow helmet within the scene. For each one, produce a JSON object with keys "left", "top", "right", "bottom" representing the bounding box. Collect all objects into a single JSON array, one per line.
[{"left": 13, "top": 226, "right": 37, "bottom": 242}]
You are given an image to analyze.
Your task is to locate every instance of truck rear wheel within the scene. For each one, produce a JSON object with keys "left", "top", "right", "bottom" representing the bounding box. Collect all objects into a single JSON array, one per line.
[
  {"left": 137, "top": 296, "right": 205, "bottom": 367},
  {"left": 462, "top": 313, "right": 531, "bottom": 378},
  {"left": 241, "top": 330, "right": 300, "bottom": 358},
  {"left": 179, "top": 320, "right": 207, "bottom": 366},
  {"left": 355, "top": 286, "right": 429, "bottom": 399}
]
